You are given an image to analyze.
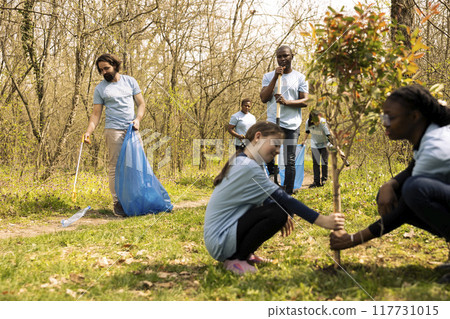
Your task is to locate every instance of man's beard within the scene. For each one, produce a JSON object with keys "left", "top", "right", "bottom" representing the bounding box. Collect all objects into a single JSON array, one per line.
[{"left": 104, "top": 70, "right": 116, "bottom": 82}]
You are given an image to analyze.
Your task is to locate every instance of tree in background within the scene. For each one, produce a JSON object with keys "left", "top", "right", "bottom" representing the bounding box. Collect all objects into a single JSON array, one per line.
[
  {"left": 307, "top": 3, "right": 428, "bottom": 266},
  {"left": 391, "top": 0, "right": 415, "bottom": 48}
]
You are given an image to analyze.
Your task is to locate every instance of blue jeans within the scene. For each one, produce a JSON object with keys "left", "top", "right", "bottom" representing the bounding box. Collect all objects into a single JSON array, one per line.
[
  {"left": 267, "top": 127, "right": 299, "bottom": 194},
  {"left": 369, "top": 176, "right": 450, "bottom": 241}
]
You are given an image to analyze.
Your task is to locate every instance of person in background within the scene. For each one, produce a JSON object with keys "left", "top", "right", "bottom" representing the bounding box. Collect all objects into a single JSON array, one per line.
[
  {"left": 302, "top": 110, "right": 331, "bottom": 188},
  {"left": 204, "top": 121, "right": 345, "bottom": 275},
  {"left": 83, "top": 53, "right": 145, "bottom": 217},
  {"left": 260, "top": 45, "right": 308, "bottom": 195},
  {"left": 330, "top": 84, "right": 450, "bottom": 282},
  {"left": 228, "top": 98, "right": 256, "bottom": 151}
]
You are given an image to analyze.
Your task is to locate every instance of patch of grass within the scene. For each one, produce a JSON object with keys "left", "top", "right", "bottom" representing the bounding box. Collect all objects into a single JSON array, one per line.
[
  {"left": 0, "top": 166, "right": 213, "bottom": 221},
  {"left": 0, "top": 205, "right": 448, "bottom": 301},
  {"left": 0, "top": 162, "right": 449, "bottom": 300}
]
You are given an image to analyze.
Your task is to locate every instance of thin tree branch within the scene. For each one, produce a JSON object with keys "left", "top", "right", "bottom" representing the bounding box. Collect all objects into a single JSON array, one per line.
[
  {"left": 85, "top": 5, "right": 158, "bottom": 35},
  {"left": 411, "top": 0, "right": 450, "bottom": 38},
  {"left": 0, "top": 6, "right": 57, "bottom": 17}
]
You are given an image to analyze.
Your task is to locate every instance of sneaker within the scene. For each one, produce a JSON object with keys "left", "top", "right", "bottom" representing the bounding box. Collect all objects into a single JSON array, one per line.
[
  {"left": 248, "top": 254, "right": 272, "bottom": 265},
  {"left": 223, "top": 259, "right": 257, "bottom": 275},
  {"left": 308, "top": 183, "right": 320, "bottom": 188},
  {"left": 113, "top": 202, "right": 127, "bottom": 217}
]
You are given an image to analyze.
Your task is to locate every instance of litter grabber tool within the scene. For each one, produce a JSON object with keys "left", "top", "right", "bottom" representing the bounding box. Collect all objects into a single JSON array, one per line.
[{"left": 71, "top": 134, "right": 90, "bottom": 202}]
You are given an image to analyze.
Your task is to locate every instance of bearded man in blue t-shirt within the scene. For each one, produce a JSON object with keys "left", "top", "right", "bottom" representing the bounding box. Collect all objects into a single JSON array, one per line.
[
  {"left": 84, "top": 53, "right": 146, "bottom": 217},
  {"left": 260, "top": 45, "right": 308, "bottom": 194}
]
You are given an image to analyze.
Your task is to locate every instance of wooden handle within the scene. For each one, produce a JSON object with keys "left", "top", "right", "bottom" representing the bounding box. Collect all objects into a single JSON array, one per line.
[
  {"left": 276, "top": 74, "right": 282, "bottom": 119},
  {"left": 276, "top": 73, "right": 282, "bottom": 94},
  {"left": 274, "top": 74, "right": 282, "bottom": 168}
]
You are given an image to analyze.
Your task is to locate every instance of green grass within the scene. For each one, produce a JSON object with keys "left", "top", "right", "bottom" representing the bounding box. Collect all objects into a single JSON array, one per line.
[
  {"left": 0, "top": 166, "right": 212, "bottom": 222},
  {"left": 0, "top": 163, "right": 449, "bottom": 300}
]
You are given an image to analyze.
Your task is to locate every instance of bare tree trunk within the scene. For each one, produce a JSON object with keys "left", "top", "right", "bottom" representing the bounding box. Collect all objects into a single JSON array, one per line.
[
  {"left": 41, "top": 1, "right": 85, "bottom": 180},
  {"left": 391, "top": 0, "right": 414, "bottom": 48}
]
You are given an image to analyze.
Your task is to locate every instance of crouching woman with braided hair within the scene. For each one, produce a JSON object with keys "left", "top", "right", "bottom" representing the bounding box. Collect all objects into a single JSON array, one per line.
[
  {"left": 204, "top": 121, "right": 344, "bottom": 275},
  {"left": 331, "top": 85, "right": 450, "bottom": 269}
]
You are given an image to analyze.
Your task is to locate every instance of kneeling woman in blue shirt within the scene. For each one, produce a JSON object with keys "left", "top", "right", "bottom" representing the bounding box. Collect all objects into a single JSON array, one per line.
[
  {"left": 331, "top": 85, "right": 450, "bottom": 254},
  {"left": 204, "top": 121, "right": 345, "bottom": 275}
]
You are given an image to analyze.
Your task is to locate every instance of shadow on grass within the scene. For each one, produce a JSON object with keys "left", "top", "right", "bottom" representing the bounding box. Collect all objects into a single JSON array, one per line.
[
  {"left": 312, "top": 262, "right": 450, "bottom": 300},
  {"left": 88, "top": 259, "right": 449, "bottom": 301},
  {"left": 89, "top": 263, "right": 210, "bottom": 300}
]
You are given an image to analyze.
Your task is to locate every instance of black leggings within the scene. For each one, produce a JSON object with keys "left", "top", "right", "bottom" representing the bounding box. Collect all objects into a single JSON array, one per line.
[{"left": 229, "top": 203, "right": 288, "bottom": 260}]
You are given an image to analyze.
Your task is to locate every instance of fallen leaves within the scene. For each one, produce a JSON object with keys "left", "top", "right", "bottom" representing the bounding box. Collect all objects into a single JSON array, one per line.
[
  {"left": 157, "top": 271, "right": 176, "bottom": 279},
  {"left": 97, "top": 256, "right": 114, "bottom": 268},
  {"left": 135, "top": 269, "right": 200, "bottom": 292},
  {"left": 183, "top": 242, "right": 199, "bottom": 253},
  {"left": 66, "top": 288, "right": 89, "bottom": 299},
  {"left": 69, "top": 273, "right": 85, "bottom": 284},
  {"left": 40, "top": 275, "right": 68, "bottom": 288},
  {"left": 66, "top": 288, "right": 77, "bottom": 298},
  {"left": 403, "top": 229, "right": 415, "bottom": 239},
  {"left": 38, "top": 273, "right": 88, "bottom": 295}
]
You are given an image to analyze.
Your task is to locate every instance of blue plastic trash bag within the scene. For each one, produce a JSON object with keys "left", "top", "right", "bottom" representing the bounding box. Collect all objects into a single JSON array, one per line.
[
  {"left": 115, "top": 124, "right": 173, "bottom": 216},
  {"left": 278, "top": 144, "right": 305, "bottom": 189},
  {"left": 270, "top": 144, "right": 304, "bottom": 190},
  {"left": 279, "top": 144, "right": 305, "bottom": 190}
]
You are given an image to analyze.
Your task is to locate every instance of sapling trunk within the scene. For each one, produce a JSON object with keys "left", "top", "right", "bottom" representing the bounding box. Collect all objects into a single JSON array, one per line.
[{"left": 331, "top": 150, "right": 345, "bottom": 268}]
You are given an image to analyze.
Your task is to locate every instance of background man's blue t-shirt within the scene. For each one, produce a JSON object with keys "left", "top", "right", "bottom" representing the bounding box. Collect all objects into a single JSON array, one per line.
[{"left": 93, "top": 74, "right": 141, "bottom": 130}]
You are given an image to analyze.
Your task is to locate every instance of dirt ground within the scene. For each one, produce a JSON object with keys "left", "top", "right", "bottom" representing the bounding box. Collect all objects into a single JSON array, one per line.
[{"left": 0, "top": 173, "right": 314, "bottom": 240}]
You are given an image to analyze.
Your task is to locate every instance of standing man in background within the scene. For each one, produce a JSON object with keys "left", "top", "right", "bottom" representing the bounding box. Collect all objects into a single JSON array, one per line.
[
  {"left": 227, "top": 98, "right": 256, "bottom": 151},
  {"left": 84, "top": 53, "right": 145, "bottom": 217},
  {"left": 260, "top": 45, "right": 308, "bottom": 195}
]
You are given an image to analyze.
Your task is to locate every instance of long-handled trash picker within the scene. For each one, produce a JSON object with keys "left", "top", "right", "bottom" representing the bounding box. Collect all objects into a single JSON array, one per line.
[
  {"left": 274, "top": 73, "right": 282, "bottom": 186},
  {"left": 72, "top": 134, "right": 89, "bottom": 202}
]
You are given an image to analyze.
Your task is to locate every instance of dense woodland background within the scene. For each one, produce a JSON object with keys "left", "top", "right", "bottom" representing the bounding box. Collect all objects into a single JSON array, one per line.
[{"left": 0, "top": 0, "right": 449, "bottom": 179}]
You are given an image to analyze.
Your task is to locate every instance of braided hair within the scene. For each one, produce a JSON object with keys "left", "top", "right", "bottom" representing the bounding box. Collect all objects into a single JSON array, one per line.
[{"left": 386, "top": 84, "right": 450, "bottom": 127}]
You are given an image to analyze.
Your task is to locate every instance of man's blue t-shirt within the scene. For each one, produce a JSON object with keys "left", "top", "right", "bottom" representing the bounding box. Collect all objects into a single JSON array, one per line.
[{"left": 93, "top": 74, "right": 141, "bottom": 130}]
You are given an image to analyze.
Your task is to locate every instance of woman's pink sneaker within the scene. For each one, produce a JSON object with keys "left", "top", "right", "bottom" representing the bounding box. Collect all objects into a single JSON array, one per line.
[{"left": 223, "top": 259, "right": 257, "bottom": 275}]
